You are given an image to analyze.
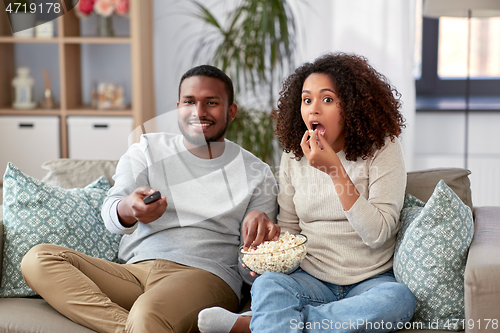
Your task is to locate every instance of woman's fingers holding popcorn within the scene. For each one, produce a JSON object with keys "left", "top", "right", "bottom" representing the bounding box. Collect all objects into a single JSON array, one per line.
[{"left": 300, "top": 130, "right": 312, "bottom": 155}]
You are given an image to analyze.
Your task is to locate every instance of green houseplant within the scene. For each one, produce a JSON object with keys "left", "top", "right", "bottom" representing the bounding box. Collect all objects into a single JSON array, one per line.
[{"left": 190, "top": 0, "right": 298, "bottom": 167}]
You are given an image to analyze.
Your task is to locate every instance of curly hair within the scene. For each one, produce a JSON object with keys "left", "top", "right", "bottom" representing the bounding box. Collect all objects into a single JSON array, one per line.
[{"left": 274, "top": 52, "right": 405, "bottom": 161}]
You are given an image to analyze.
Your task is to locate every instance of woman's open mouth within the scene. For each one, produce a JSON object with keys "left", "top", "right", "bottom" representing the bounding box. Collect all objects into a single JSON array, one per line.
[{"left": 310, "top": 121, "right": 326, "bottom": 136}]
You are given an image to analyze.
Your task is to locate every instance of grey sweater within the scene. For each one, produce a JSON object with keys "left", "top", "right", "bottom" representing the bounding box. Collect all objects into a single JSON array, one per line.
[{"left": 101, "top": 133, "right": 278, "bottom": 298}]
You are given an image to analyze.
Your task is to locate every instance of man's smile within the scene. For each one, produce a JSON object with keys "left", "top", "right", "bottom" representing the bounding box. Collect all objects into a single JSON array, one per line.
[{"left": 188, "top": 119, "right": 214, "bottom": 130}]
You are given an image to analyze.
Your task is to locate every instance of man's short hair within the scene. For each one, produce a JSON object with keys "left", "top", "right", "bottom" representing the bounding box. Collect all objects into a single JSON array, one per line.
[{"left": 178, "top": 65, "right": 235, "bottom": 106}]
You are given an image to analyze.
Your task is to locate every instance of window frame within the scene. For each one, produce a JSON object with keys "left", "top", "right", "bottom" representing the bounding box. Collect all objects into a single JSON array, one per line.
[{"left": 416, "top": 17, "right": 500, "bottom": 97}]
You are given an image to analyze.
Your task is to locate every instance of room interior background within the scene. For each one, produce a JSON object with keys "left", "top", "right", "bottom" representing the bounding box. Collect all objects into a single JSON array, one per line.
[{"left": 1, "top": 0, "right": 499, "bottom": 206}]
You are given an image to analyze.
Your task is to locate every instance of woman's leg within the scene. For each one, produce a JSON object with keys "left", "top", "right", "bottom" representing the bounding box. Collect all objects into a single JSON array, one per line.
[
  {"left": 21, "top": 244, "right": 147, "bottom": 333},
  {"left": 250, "top": 270, "right": 337, "bottom": 333},
  {"left": 250, "top": 269, "right": 415, "bottom": 333},
  {"left": 301, "top": 271, "right": 416, "bottom": 333}
]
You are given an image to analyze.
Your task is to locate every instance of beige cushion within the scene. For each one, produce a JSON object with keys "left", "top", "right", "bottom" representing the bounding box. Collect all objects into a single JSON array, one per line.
[
  {"left": 0, "top": 298, "right": 95, "bottom": 332},
  {"left": 464, "top": 207, "right": 500, "bottom": 323},
  {"left": 41, "top": 159, "right": 119, "bottom": 189},
  {"left": 406, "top": 168, "right": 473, "bottom": 211}
]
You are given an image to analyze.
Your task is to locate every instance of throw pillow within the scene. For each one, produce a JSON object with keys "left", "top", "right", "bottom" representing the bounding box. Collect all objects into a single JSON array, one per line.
[
  {"left": 41, "top": 159, "right": 119, "bottom": 188},
  {"left": 394, "top": 179, "right": 474, "bottom": 331},
  {"left": 1, "top": 163, "right": 122, "bottom": 298}
]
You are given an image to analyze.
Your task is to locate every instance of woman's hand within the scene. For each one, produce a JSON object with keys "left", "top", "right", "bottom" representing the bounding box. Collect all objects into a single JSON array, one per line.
[
  {"left": 117, "top": 186, "right": 167, "bottom": 227},
  {"left": 300, "top": 129, "right": 341, "bottom": 177},
  {"left": 300, "top": 129, "right": 360, "bottom": 211}
]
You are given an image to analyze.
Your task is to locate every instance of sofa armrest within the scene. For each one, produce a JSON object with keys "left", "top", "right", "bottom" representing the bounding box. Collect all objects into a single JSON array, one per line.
[
  {"left": 464, "top": 206, "right": 500, "bottom": 333},
  {"left": 0, "top": 205, "right": 3, "bottom": 284}
]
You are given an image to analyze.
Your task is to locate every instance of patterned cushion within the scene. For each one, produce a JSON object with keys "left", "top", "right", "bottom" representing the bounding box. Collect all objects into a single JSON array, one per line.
[
  {"left": 1, "top": 163, "right": 122, "bottom": 297},
  {"left": 394, "top": 179, "right": 474, "bottom": 331}
]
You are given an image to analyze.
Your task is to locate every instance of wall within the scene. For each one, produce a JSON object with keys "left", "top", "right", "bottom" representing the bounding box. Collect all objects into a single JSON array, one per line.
[
  {"left": 152, "top": 0, "right": 234, "bottom": 135},
  {"left": 415, "top": 111, "right": 500, "bottom": 206},
  {"left": 153, "top": 0, "right": 334, "bottom": 118},
  {"left": 152, "top": 0, "right": 417, "bottom": 160}
]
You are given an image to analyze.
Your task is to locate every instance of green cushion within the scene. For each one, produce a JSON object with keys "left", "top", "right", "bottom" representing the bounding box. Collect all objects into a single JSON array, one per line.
[
  {"left": 394, "top": 179, "right": 474, "bottom": 331},
  {"left": 1, "top": 163, "right": 122, "bottom": 298}
]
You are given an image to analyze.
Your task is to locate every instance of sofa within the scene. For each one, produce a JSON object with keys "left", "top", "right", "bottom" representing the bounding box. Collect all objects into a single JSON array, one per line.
[{"left": 0, "top": 159, "right": 499, "bottom": 333}]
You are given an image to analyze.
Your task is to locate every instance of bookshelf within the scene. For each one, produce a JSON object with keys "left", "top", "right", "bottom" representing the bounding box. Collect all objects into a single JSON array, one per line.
[{"left": 0, "top": 0, "right": 155, "bottom": 160}]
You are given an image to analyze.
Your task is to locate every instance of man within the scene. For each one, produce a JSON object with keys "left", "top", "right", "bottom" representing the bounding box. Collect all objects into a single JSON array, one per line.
[{"left": 21, "top": 65, "right": 279, "bottom": 333}]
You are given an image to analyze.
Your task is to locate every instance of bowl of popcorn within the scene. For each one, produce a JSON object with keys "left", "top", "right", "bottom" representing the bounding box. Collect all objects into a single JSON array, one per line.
[{"left": 239, "top": 232, "right": 308, "bottom": 275}]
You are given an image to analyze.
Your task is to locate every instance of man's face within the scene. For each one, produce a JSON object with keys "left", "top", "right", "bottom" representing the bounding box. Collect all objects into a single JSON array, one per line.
[{"left": 177, "top": 76, "right": 236, "bottom": 146}]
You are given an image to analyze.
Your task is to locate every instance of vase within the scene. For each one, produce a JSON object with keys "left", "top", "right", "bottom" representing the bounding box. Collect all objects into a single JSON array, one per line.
[{"left": 96, "top": 15, "right": 114, "bottom": 37}]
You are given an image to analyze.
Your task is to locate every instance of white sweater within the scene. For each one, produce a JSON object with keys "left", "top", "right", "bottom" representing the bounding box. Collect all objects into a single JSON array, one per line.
[{"left": 277, "top": 136, "right": 406, "bottom": 285}]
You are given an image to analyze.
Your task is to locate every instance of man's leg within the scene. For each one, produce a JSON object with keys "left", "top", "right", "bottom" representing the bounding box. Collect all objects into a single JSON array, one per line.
[
  {"left": 21, "top": 244, "right": 148, "bottom": 333},
  {"left": 126, "top": 260, "right": 239, "bottom": 333}
]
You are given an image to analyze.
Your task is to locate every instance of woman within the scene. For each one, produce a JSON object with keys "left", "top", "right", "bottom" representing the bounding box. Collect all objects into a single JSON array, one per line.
[{"left": 199, "top": 52, "right": 416, "bottom": 333}]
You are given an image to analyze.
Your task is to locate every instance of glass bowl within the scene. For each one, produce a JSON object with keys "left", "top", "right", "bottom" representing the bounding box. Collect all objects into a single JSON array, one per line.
[{"left": 239, "top": 233, "right": 307, "bottom": 275}]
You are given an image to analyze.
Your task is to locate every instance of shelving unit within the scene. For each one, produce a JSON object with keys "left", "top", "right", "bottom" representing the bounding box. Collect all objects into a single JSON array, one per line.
[{"left": 0, "top": 0, "right": 155, "bottom": 162}]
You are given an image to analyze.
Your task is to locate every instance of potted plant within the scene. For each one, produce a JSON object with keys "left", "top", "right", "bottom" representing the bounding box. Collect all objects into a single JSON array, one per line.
[{"left": 190, "top": 0, "right": 298, "bottom": 167}]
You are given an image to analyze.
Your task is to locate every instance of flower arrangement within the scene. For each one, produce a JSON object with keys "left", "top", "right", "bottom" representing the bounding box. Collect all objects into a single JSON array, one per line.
[{"left": 75, "top": 0, "right": 129, "bottom": 17}]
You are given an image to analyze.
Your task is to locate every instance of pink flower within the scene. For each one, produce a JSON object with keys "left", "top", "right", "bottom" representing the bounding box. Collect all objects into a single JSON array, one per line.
[
  {"left": 76, "top": 0, "right": 95, "bottom": 16},
  {"left": 94, "top": 0, "right": 115, "bottom": 17},
  {"left": 115, "top": 0, "right": 129, "bottom": 16}
]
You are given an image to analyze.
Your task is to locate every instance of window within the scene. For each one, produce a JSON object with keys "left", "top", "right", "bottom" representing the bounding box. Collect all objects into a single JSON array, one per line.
[
  {"left": 415, "top": 1, "right": 500, "bottom": 98},
  {"left": 438, "top": 17, "right": 500, "bottom": 79}
]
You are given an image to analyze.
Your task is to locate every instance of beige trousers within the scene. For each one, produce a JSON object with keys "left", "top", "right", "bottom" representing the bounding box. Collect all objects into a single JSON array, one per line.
[{"left": 21, "top": 244, "right": 239, "bottom": 333}]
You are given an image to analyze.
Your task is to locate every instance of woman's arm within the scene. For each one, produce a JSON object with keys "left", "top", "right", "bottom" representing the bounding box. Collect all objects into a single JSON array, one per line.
[
  {"left": 343, "top": 137, "right": 406, "bottom": 248},
  {"left": 301, "top": 131, "right": 406, "bottom": 248},
  {"left": 276, "top": 152, "right": 302, "bottom": 234},
  {"left": 300, "top": 130, "right": 360, "bottom": 211}
]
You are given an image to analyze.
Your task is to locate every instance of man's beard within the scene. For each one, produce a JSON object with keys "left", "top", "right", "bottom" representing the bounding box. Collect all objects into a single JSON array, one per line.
[{"left": 179, "top": 113, "right": 230, "bottom": 146}]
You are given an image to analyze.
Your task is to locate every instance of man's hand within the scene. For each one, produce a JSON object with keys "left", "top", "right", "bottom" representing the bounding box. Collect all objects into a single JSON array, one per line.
[
  {"left": 117, "top": 187, "right": 167, "bottom": 227},
  {"left": 241, "top": 210, "right": 280, "bottom": 251}
]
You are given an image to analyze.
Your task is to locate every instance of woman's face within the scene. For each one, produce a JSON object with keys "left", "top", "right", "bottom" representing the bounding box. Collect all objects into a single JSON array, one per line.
[{"left": 300, "top": 72, "right": 345, "bottom": 152}]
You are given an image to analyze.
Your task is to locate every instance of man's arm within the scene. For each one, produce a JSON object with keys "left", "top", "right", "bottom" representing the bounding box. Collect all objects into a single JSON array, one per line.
[
  {"left": 240, "top": 164, "right": 279, "bottom": 248},
  {"left": 238, "top": 164, "right": 280, "bottom": 280},
  {"left": 101, "top": 135, "right": 166, "bottom": 234},
  {"left": 117, "top": 187, "right": 167, "bottom": 227}
]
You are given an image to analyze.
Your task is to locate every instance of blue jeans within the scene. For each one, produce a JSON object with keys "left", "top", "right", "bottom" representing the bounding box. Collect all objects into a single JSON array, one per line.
[{"left": 250, "top": 269, "right": 415, "bottom": 333}]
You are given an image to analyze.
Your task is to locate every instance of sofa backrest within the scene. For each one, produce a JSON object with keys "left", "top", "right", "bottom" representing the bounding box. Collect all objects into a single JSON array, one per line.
[
  {"left": 405, "top": 168, "right": 473, "bottom": 212},
  {"left": 0, "top": 162, "right": 474, "bottom": 285},
  {"left": 41, "top": 159, "right": 119, "bottom": 189},
  {"left": 39, "top": 160, "right": 474, "bottom": 212}
]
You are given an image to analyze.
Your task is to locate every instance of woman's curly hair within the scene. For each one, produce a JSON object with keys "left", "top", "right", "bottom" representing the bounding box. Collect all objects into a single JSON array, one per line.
[{"left": 274, "top": 52, "right": 406, "bottom": 161}]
